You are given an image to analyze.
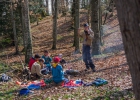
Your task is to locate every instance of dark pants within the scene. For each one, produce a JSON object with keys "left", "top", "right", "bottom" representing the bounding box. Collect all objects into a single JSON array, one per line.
[
  {"left": 82, "top": 45, "right": 95, "bottom": 70},
  {"left": 31, "top": 74, "right": 40, "bottom": 80},
  {"left": 45, "top": 64, "right": 52, "bottom": 72}
]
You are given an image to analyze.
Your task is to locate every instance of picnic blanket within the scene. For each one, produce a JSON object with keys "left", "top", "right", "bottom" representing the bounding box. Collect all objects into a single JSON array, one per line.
[
  {"left": 18, "top": 80, "right": 46, "bottom": 95},
  {"left": 62, "top": 80, "right": 83, "bottom": 89},
  {"left": 19, "top": 88, "right": 31, "bottom": 95},
  {"left": 83, "top": 78, "right": 108, "bottom": 87},
  {"left": 16, "top": 80, "right": 46, "bottom": 87}
]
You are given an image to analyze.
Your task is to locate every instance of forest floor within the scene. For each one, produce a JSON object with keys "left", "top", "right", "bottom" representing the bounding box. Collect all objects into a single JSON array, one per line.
[{"left": 0, "top": 10, "right": 135, "bottom": 100}]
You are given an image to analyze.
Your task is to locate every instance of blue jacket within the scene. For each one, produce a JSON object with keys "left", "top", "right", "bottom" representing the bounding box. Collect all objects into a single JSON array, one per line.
[
  {"left": 42, "top": 55, "right": 52, "bottom": 65},
  {"left": 52, "top": 64, "right": 64, "bottom": 84}
]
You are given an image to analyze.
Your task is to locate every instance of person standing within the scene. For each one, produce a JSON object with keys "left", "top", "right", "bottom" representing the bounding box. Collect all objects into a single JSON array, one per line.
[{"left": 78, "top": 23, "right": 96, "bottom": 72}]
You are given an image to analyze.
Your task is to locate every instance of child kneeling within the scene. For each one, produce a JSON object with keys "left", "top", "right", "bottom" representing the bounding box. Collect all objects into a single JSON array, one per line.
[{"left": 52, "top": 56, "right": 65, "bottom": 84}]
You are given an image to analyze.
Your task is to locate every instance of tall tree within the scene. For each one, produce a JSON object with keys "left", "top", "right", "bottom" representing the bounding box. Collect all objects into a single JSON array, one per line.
[
  {"left": 52, "top": 0, "right": 58, "bottom": 49},
  {"left": 73, "top": 0, "right": 80, "bottom": 53},
  {"left": 66, "top": 0, "right": 69, "bottom": 10},
  {"left": 51, "top": 0, "right": 54, "bottom": 14},
  {"left": 46, "top": 0, "right": 49, "bottom": 14},
  {"left": 114, "top": 0, "right": 140, "bottom": 100},
  {"left": 24, "top": 0, "right": 33, "bottom": 63},
  {"left": 91, "top": 0, "right": 100, "bottom": 55},
  {"left": 11, "top": 2, "right": 19, "bottom": 54},
  {"left": 20, "top": 0, "right": 26, "bottom": 52},
  {"left": 87, "top": 0, "right": 90, "bottom": 24}
]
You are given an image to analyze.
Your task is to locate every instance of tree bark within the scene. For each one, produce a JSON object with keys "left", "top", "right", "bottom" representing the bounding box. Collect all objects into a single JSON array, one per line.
[
  {"left": 51, "top": 0, "right": 54, "bottom": 14},
  {"left": 98, "top": 0, "right": 102, "bottom": 45},
  {"left": 103, "top": 0, "right": 112, "bottom": 25},
  {"left": 87, "top": 1, "right": 90, "bottom": 24},
  {"left": 114, "top": 0, "right": 140, "bottom": 100},
  {"left": 52, "top": 0, "right": 58, "bottom": 49},
  {"left": 24, "top": 0, "right": 33, "bottom": 64},
  {"left": 11, "top": 2, "right": 19, "bottom": 54},
  {"left": 58, "top": 0, "right": 61, "bottom": 14},
  {"left": 66, "top": 0, "right": 69, "bottom": 11},
  {"left": 91, "top": 0, "right": 100, "bottom": 55},
  {"left": 46, "top": 0, "right": 49, "bottom": 15},
  {"left": 35, "top": 14, "right": 39, "bottom": 25},
  {"left": 73, "top": 0, "right": 80, "bottom": 53},
  {"left": 21, "top": 1, "right": 26, "bottom": 52}
]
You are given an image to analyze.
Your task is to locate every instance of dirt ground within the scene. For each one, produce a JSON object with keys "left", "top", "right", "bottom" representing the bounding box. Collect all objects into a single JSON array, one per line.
[{"left": 0, "top": 10, "right": 133, "bottom": 99}]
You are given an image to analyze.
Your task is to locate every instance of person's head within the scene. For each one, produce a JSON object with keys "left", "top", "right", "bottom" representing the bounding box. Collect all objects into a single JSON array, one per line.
[
  {"left": 53, "top": 56, "right": 60, "bottom": 63},
  {"left": 83, "top": 23, "right": 89, "bottom": 31},
  {"left": 39, "top": 58, "right": 45, "bottom": 66},
  {"left": 34, "top": 54, "right": 41, "bottom": 61},
  {"left": 58, "top": 54, "right": 63, "bottom": 59},
  {"left": 44, "top": 50, "right": 49, "bottom": 56}
]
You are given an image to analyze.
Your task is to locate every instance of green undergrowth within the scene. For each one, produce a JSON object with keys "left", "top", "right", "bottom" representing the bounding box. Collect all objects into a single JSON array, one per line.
[{"left": 0, "top": 63, "right": 10, "bottom": 74}]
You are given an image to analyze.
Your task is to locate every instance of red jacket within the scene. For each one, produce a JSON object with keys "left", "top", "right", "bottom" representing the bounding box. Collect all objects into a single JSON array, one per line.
[{"left": 28, "top": 57, "right": 36, "bottom": 70}]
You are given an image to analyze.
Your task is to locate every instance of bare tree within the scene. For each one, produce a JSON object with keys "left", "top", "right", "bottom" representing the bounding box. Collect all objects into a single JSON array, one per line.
[
  {"left": 52, "top": 0, "right": 58, "bottom": 49},
  {"left": 24, "top": 0, "right": 33, "bottom": 63},
  {"left": 73, "top": 0, "right": 80, "bottom": 53},
  {"left": 11, "top": 1, "right": 19, "bottom": 54},
  {"left": 90, "top": 0, "right": 100, "bottom": 55},
  {"left": 114, "top": 0, "right": 140, "bottom": 100}
]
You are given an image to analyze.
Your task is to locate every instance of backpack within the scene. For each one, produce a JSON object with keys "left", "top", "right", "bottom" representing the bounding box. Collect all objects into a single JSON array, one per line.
[{"left": 0, "top": 74, "right": 11, "bottom": 82}]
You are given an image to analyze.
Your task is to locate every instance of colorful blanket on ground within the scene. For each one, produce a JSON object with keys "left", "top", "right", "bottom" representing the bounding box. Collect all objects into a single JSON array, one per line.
[
  {"left": 17, "top": 80, "right": 46, "bottom": 95},
  {"left": 16, "top": 80, "right": 46, "bottom": 87},
  {"left": 83, "top": 78, "right": 108, "bottom": 87},
  {"left": 62, "top": 80, "right": 83, "bottom": 89}
]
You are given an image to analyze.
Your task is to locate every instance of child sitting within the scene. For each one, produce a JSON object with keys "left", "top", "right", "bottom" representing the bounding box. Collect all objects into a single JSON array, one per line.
[
  {"left": 52, "top": 56, "right": 65, "bottom": 84},
  {"left": 58, "top": 54, "right": 66, "bottom": 68},
  {"left": 28, "top": 54, "right": 41, "bottom": 71},
  {"left": 31, "top": 58, "right": 45, "bottom": 79},
  {"left": 42, "top": 50, "right": 52, "bottom": 72}
]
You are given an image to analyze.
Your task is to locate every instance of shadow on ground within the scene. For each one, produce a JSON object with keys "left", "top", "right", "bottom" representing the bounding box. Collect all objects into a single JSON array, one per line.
[{"left": 102, "top": 43, "right": 124, "bottom": 54}]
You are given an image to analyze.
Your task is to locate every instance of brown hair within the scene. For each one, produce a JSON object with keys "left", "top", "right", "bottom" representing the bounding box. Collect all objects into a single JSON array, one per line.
[
  {"left": 39, "top": 58, "right": 45, "bottom": 63},
  {"left": 44, "top": 50, "right": 48, "bottom": 53}
]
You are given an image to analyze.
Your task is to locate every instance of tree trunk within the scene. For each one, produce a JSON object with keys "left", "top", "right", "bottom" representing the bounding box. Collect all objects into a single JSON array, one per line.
[
  {"left": 66, "top": 0, "right": 69, "bottom": 11},
  {"left": 114, "top": 0, "right": 140, "bottom": 100},
  {"left": 87, "top": 1, "right": 90, "bottom": 24},
  {"left": 46, "top": 0, "right": 49, "bottom": 15},
  {"left": 36, "top": 14, "right": 39, "bottom": 25},
  {"left": 81, "top": 0, "right": 84, "bottom": 8},
  {"left": 58, "top": 0, "right": 61, "bottom": 14},
  {"left": 11, "top": 2, "right": 19, "bottom": 54},
  {"left": 103, "top": 0, "right": 112, "bottom": 25},
  {"left": 52, "top": 0, "right": 58, "bottom": 49},
  {"left": 73, "top": 0, "right": 80, "bottom": 53},
  {"left": 19, "top": 0, "right": 25, "bottom": 51},
  {"left": 51, "top": 0, "right": 54, "bottom": 14},
  {"left": 21, "top": 1, "right": 26, "bottom": 52},
  {"left": 91, "top": 0, "right": 100, "bottom": 55},
  {"left": 72, "top": 0, "right": 76, "bottom": 46},
  {"left": 98, "top": 0, "right": 102, "bottom": 45},
  {"left": 24, "top": 0, "right": 33, "bottom": 64}
]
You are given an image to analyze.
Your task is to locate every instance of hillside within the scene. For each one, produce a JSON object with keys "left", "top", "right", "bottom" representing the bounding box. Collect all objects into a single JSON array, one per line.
[{"left": 0, "top": 10, "right": 134, "bottom": 100}]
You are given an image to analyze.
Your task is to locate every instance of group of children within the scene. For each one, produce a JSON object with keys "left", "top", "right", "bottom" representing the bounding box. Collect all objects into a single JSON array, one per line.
[{"left": 28, "top": 50, "right": 66, "bottom": 84}]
